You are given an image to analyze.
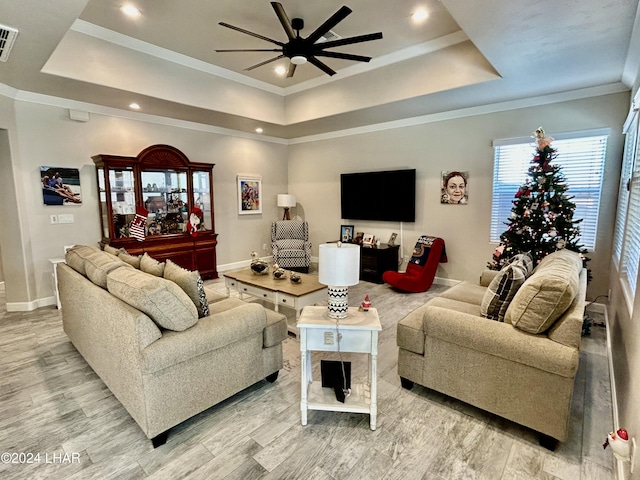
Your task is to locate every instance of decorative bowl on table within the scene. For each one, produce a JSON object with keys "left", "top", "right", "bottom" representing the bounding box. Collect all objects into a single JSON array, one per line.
[
  {"left": 290, "top": 272, "right": 302, "bottom": 284},
  {"left": 272, "top": 264, "right": 286, "bottom": 280},
  {"left": 250, "top": 251, "right": 269, "bottom": 275}
]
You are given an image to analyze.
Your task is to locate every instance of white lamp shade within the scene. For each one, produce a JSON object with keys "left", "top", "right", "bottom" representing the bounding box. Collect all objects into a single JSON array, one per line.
[
  {"left": 318, "top": 243, "right": 360, "bottom": 287},
  {"left": 277, "top": 194, "right": 296, "bottom": 208}
]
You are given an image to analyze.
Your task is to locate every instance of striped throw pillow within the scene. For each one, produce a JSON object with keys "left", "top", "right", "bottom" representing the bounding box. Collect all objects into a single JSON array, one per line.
[{"left": 481, "top": 253, "right": 533, "bottom": 321}]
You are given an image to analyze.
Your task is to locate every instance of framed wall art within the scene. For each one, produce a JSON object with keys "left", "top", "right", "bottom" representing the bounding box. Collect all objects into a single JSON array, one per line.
[
  {"left": 441, "top": 170, "right": 469, "bottom": 205},
  {"left": 40, "top": 166, "right": 82, "bottom": 205},
  {"left": 237, "top": 175, "right": 262, "bottom": 215}
]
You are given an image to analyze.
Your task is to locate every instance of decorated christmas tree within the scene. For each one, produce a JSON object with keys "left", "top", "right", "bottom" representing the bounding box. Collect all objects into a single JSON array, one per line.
[{"left": 488, "top": 127, "right": 590, "bottom": 273}]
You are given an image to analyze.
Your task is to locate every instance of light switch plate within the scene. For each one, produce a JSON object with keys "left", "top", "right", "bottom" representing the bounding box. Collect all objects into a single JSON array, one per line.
[
  {"left": 58, "top": 213, "right": 74, "bottom": 224},
  {"left": 50, "top": 214, "right": 58, "bottom": 224}
]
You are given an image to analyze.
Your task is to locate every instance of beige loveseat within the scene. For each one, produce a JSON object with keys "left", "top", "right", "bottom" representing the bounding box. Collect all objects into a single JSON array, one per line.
[
  {"left": 397, "top": 249, "right": 587, "bottom": 448},
  {"left": 58, "top": 245, "right": 287, "bottom": 447}
]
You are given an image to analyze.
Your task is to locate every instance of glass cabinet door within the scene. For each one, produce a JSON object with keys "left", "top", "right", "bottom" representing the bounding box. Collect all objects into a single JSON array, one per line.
[
  {"left": 108, "top": 168, "right": 136, "bottom": 238},
  {"left": 141, "top": 170, "right": 189, "bottom": 235},
  {"left": 193, "top": 170, "right": 212, "bottom": 231}
]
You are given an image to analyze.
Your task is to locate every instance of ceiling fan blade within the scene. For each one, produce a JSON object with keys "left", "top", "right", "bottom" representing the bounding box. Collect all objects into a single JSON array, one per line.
[
  {"left": 245, "top": 55, "right": 285, "bottom": 71},
  {"left": 308, "top": 56, "right": 337, "bottom": 76},
  {"left": 314, "top": 51, "right": 372, "bottom": 62},
  {"left": 271, "top": 2, "right": 296, "bottom": 40},
  {"left": 219, "top": 22, "right": 284, "bottom": 47},
  {"left": 316, "top": 32, "right": 383, "bottom": 49},
  {"left": 287, "top": 63, "right": 297, "bottom": 78},
  {"left": 306, "top": 6, "right": 352, "bottom": 45},
  {"left": 216, "top": 49, "right": 282, "bottom": 53}
]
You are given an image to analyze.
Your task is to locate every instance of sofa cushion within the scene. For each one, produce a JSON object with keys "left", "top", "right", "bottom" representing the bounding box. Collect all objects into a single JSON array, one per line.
[
  {"left": 163, "top": 259, "right": 209, "bottom": 318},
  {"left": 104, "top": 244, "right": 125, "bottom": 256},
  {"left": 439, "top": 281, "right": 487, "bottom": 306},
  {"left": 107, "top": 267, "right": 198, "bottom": 331},
  {"left": 65, "top": 245, "right": 101, "bottom": 276},
  {"left": 505, "top": 249, "right": 582, "bottom": 334},
  {"left": 85, "top": 251, "right": 131, "bottom": 288},
  {"left": 480, "top": 253, "right": 532, "bottom": 321},
  {"left": 118, "top": 252, "right": 141, "bottom": 268},
  {"left": 140, "top": 253, "right": 165, "bottom": 276},
  {"left": 274, "top": 239, "right": 305, "bottom": 250}
]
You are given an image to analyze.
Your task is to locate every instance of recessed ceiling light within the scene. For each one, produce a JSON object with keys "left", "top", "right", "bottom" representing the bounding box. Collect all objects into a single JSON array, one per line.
[
  {"left": 255, "top": 127, "right": 264, "bottom": 134},
  {"left": 121, "top": 4, "right": 141, "bottom": 17},
  {"left": 129, "top": 103, "right": 140, "bottom": 110},
  {"left": 274, "top": 65, "right": 287, "bottom": 76},
  {"left": 411, "top": 8, "right": 429, "bottom": 22}
]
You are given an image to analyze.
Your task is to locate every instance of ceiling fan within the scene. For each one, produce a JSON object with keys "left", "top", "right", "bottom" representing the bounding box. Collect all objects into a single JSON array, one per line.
[{"left": 215, "top": 2, "right": 383, "bottom": 78}]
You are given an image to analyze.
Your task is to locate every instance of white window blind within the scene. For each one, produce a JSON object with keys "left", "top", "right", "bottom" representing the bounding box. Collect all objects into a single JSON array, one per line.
[
  {"left": 614, "top": 113, "right": 637, "bottom": 263},
  {"left": 621, "top": 134, "right": 640, "bottom": 296},
  {"left": 491, "top": 130, "right": 608, "bottom": 250}
]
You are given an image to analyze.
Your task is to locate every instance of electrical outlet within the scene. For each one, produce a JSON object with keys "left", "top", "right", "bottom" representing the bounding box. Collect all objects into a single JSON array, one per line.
[
  {"left": 58, "top": 213, "right": 74, "bottom": 224},
  {"left": 50, "top": 214, "right": 58, "bottom": 224},
  {"left": 263, "top": 243, "right": 268, "bottom": 251}
]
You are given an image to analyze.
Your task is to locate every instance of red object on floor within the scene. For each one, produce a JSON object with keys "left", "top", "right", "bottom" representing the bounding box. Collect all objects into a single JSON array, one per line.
[{"left": 382, "top": 236, "right": 446, "bottom": 293}]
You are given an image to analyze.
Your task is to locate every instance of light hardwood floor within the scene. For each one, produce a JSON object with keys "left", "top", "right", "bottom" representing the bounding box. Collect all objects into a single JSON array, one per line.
[{"left": 0, "top": 279, "right": 615, "bottom": 479}]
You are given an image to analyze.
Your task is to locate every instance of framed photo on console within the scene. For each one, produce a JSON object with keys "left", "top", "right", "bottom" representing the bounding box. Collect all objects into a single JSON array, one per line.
[
  {"left": 341, "top": 225, "right": 354, "bottom": 243},
  {"left": 362, "top": 233, "right": 376, "bottom": 247},
  {"left": 388, "top": 233, "right": 397, "bottom": 246}
]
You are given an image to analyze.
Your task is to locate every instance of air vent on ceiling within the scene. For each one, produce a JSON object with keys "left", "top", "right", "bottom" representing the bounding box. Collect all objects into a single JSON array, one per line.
[
  {"left": 317, "top": 29, "right": 341, "bottom": 43},
  {"left": 0, "top": 24, "right": 19, "bottom": 62}
]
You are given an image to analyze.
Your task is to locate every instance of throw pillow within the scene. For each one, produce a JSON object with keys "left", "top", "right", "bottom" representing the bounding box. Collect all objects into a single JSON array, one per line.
[
  {"left": 163, "top": 260, "right": 209, "bottom": 318},
  {"left": 118, "top": 252, "right": 141, "bottom": 269},
  {"left": 140, "top": 253, "right": 165, "bottom": 276},
  {"left": 84, "top": 251, "right": 131, "bottom": 289},
  {"left": 65, "top": 245, "right": 100, "bottom": 276},
  {"left": 480, "top": 255, "right": 530, "bottom": 321},
  {"left": 107, "top": 267, "right": 198, "bottom": 331},
  {"left": 506, "top": 249, "right": 582, "bottom": 334},
  {"left": 103, "top": 244, "right": 125, "bottom": 256}
]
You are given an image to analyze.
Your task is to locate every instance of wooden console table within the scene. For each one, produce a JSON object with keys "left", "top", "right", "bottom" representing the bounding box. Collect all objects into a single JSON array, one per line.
[{"left": 360, "top": 244, "right": 399, "bottom": 283}]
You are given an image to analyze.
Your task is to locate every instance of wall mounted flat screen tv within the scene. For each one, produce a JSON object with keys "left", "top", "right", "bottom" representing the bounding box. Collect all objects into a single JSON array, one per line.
[{"left": 341, "top": 169, "right": 416, "bottom": 222}]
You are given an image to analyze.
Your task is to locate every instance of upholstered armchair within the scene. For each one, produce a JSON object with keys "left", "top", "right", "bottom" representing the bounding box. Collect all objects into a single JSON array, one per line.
[{"left": 271, "top": 220, "right": 311, "bottom": 273}]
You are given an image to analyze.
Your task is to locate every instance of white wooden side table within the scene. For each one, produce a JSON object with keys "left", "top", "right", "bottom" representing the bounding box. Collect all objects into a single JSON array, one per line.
[{"left": 298, "top": 306, "right": 381, "bottom": 430}]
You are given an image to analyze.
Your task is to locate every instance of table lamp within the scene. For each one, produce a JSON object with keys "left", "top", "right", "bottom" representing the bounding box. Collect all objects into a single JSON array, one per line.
[
  {"left": 318, "top": 243, "right": 361, "bottom": 319},
  {"left": 277, "top": 194, "right": 296, "bottom": 220}
]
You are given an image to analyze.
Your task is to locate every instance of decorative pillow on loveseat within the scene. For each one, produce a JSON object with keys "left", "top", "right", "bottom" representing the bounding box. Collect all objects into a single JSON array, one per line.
[
  {"left": 140, "top": 253, "right": 165, "bottom": 276},
  {"left": 107, "top": 267, "right": 198, "bottom": 331},
  {"left": 505, "top": 249, "right": 582, "bottom": 334},
  {"left": 163, "top": 260, "right": 209, "bottom": 318},
  {"left": 118, "top": 251, "right": 141, "bottom": 269},
  {"left": 480, "top": 252, "right": 533, "bottom": 322}
]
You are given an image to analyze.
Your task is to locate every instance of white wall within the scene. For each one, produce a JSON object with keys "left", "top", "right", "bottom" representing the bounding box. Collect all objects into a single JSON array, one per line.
[
  {"left": 289, "top": 92, "right": 629, "bottom": 300},
  {"left": 4, "top": 100, "right": 288, "bottom": 307}
]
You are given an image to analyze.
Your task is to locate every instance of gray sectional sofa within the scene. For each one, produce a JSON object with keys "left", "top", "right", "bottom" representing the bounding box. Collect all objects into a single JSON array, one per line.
[
  {"left": 58, "top": 245, "right": 287, "bottom": 447},
  {"left": 397, "top": 249, "right": 587, "bottom": 448}
]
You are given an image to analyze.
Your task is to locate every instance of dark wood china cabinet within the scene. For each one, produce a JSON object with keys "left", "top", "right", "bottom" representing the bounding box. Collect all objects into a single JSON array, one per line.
[{"left": 93, "top": 144, "right": 218, "bottom": 279}]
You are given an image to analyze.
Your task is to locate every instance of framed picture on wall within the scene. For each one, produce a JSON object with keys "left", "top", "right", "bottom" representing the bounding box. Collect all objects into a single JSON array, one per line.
[
  {"left": 341, "top": 225, "right": 354, "bottom": 243},
  {"left": 40, "top": 166, "right": 82, "bottom": 205},
  {"left": 441, "top": 171, "right": 469, "bottom": 204},
  {"left": 237, "top": 175, "right": 262, "bottom": 214}
]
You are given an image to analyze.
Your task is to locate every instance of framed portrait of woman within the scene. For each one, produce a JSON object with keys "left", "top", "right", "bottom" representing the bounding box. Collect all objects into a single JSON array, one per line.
[{"left": 441, "top": 171, "right": 469, "bottom": 205}]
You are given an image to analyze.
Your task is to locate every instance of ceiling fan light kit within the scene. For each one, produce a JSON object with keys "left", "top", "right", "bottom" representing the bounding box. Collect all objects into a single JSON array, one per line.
[{"left": 216, "top": 2, "right": 383, "bottom": 78}]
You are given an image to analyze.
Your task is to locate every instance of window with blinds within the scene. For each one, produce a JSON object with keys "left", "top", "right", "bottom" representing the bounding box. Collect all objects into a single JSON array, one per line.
[
  {"left": 614, "top": 113, "right": 637, "bottom": 264},
  {"left": 621, "top": 130, "right": 640, "bottom": 296},
  {"left": 491, "top": 130, "right": 608, "bottom": 250}
]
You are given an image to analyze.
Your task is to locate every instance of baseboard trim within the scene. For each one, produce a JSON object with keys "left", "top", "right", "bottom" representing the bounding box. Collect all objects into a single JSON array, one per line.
[
  {"left": 433, "top": 276, "right": 461, "bottom": 287},
  {"left": 217, "top": 256, "right": 273, "bottom": 273},
  {"left": 6, "top": 296, "right": 56, "bottom": 312},
  {"left": 603, "top": 305, "right": 626, "bottom": 480}
]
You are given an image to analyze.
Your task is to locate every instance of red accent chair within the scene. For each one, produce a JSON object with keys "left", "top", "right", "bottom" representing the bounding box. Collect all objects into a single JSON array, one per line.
[{"left": 382, "top": 237, "right": 446, "bottom": 293}]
